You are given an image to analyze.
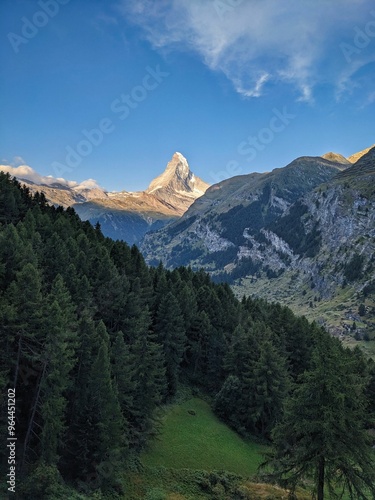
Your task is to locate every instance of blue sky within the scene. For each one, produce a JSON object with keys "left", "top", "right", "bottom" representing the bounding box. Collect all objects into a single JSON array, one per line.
[{"left": 0, "top": 0, "right": 374, "bottom": 192}]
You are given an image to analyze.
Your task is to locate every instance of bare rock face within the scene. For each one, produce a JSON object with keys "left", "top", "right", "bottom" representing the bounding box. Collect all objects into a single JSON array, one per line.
[
  {"left": 146, "top": 152, "right": 209, "bottom": 215},
  {"left": 141, "top": 155, "right": 348, "bottom": 267}
]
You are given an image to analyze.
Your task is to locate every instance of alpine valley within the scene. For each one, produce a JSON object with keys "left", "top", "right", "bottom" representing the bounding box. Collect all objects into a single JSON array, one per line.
[
  {"left": 141, "top": 145, "right": 375, "bottom": 342},
  {"left": 1, "top": 144, "right": 375, "bottom": 499},
  {"left": 3, "top": 146, "right": 375, "bottom": 341}
]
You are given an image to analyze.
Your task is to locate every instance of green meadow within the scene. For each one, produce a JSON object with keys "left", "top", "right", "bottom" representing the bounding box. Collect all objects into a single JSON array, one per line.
[
  {"left": 124, "top": 397, "right": 362, "bottom": 499},
  {"left": 122, "top": 397, "right": 311, "bottom": 499},
  {"left": 142, "top": 397, "right": 268, "bottom": 477}
]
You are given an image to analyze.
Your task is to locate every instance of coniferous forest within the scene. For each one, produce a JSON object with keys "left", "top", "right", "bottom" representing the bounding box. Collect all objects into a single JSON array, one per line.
[{"left": 1, "top": 171, "right": 375, "bottom": 499}]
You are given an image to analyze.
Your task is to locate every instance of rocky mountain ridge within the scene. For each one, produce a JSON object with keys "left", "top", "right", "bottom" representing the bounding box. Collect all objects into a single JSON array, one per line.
[
  {"left": 140, "top": 146, "right": 375, "bottom": 341},
  {"left": 141, "top": 155, "right": 349, "bottom": 266},
  {"left": 3, "top": 153, "right": 209, "bottom": 244}
]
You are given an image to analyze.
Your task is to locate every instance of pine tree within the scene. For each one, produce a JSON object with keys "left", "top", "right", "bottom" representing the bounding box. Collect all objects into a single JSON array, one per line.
[
  {"left": 4, "top": 263, "right": 48, "bottom": 470},
  {"left": 0, "top": 224, "right": 33, "bottom": 288},
  {"left": 40, "top": 275, "right": 77, "bottom": 465},
  {"left": 130, "top": 309, "right": 166, "bottom": 448},
  {"left": 154, "top": 292, "right": 186, "bottom": 397},
  {"left": 6, "top": 263, "right": 45, "bottom": 386},
  {"left": 247, "top": 339, "right": 288, "bottom": 437},
  {"left": 111, "top": 331, "right": 135, "bottom": 445},
  {"left": 214, "top": 375, "right": 246, "bottom": 433},
  {"left": 266, "top": 333, "right": 375, "bottom": 499},
  {"left": 64, "top": 313, "right": 98, "bottom": 481},
  {"left": 186, "top": 311, "right": 212, "bottom": 382},
  {"left": 42, "top": 233, "right": 70, "bottom": 282},
  {"left": 173, "top": 281, "right": 197, "bottom": 335},
  {"left": 151, "top": 263, "right": 169, "bottom": 314},
  {"left": 206, "top": 326, "right": 226, "bottom": 391},
  {"left": 0, "top": 172, "right": 23, "bottom": 223},
  {"left": 87, "top": 321, "right": 126, "bottom": 489}
]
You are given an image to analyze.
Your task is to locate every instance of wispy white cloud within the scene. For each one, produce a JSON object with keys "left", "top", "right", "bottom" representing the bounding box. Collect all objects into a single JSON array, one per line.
[
  {"left": 118, "top": 0, "right": 374, "bottom": 102},
  {"left": 0, "top": 164, "right": 103, "bottom": 191}
]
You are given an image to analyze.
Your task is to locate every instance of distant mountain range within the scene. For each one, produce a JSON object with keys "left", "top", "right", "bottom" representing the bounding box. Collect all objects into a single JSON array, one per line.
[{"left": 1, "top": 153, "right": 209, "bottom": 244}]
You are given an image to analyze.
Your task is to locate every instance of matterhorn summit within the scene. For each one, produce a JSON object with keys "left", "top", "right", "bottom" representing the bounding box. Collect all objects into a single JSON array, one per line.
[{"left": 147, "top": 152, "right": 209, "bottom": 201}]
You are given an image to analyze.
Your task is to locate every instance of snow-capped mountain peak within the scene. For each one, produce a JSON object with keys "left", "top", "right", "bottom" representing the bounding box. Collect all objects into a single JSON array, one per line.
[{"left": 146, "top": 152, "right": 209, "bottom": 197}]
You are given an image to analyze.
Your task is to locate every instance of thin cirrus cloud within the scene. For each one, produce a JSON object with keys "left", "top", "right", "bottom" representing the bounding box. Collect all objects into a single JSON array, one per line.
[{"left": 118, "top": 0, "right": 375, "bottom": 103}]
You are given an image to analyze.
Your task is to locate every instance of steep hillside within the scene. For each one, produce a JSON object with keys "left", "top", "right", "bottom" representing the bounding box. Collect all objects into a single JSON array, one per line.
[
  {"left": 141, "top": 148, "right": 375, "bottom": 339},
  {"left": 141, "top": 156, "right": 347, "bottom": 267},
  {"left": 235, "top": 147, "right": 375, "bottom": 337}
]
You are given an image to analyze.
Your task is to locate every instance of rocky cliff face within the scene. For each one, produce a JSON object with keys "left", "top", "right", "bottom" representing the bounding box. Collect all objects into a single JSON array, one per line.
[
  {"left": 234, "top": 148, "right": 375, "bottom": 338},
  {"left": 146, "top": 152, "right": 209, "bottom": 214},
  {"left": 141, "top": 156, "right": 347, "bottom": 267}
]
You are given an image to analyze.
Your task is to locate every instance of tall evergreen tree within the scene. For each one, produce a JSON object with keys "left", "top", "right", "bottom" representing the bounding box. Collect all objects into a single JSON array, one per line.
[
  {"left": 64, "top": 313, "right": 98, "bottom": 481},
  {"left": 40, "top": 275, "right": 77, "bottom": 465},
  {"left": 154, "top": 292, "right": 186, "bottom": 397},
  {"left": 214, "top": 375, "right": 246, "bottom": 434},
  {"left": 246, "top": 339, "right": 288, "bottom": 437},
  {"left": 186, "top": 311, "right": 212, "bottom": 382},
  {"left": 86, "top": 321, "right": 126, "bottom": 489},
  {"left": 174, "top": 281, "right": 197, "bottom": 335},
  {"left": 111, "top": 331, "right": 135, "bottom": 445},
  {"left": 266, "top": 333, "right": 375, "bottom": 499},
  {"left": 130, "top": 309, "right": 166, "bottom": 448}
]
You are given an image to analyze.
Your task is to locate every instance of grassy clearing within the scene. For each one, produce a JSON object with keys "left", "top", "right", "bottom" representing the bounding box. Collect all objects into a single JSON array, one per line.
[
  {"left": 142, "top": 397, "right": 268, "bottom": 478},
  {"left": 122, "top": 397, "right": 312, "bottom": 499}
]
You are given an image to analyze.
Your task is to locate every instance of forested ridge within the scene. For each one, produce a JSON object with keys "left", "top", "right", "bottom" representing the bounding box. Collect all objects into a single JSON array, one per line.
[{"left": 0, "top": 172, "right": 374, "bottom": 499}]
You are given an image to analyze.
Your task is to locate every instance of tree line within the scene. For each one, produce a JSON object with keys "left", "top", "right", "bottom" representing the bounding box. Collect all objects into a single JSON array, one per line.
[{"left": 0, "top": 172, "right": 374, "bottom": 499}]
